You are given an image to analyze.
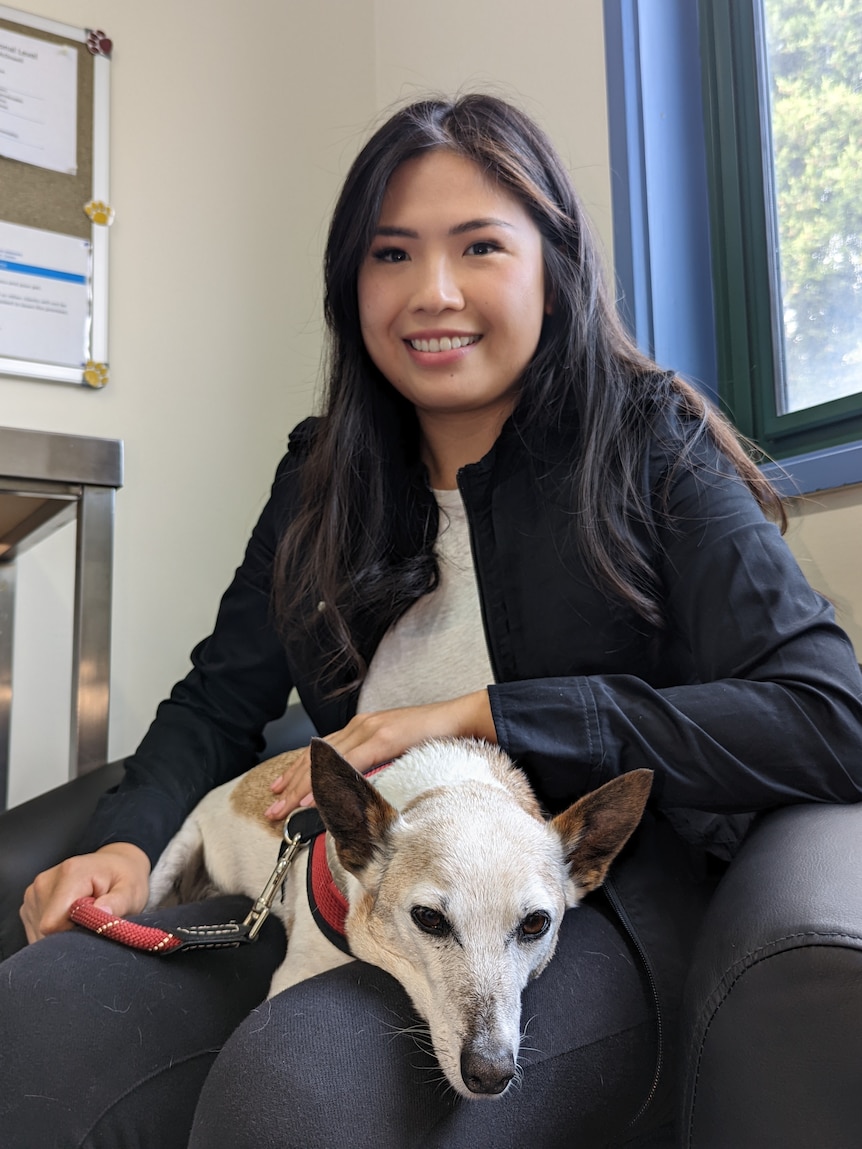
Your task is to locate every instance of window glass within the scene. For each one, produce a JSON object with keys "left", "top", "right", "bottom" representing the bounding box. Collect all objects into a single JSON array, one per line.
[{"left": 763, "top": 0, "right": 862, "bottom": 414}]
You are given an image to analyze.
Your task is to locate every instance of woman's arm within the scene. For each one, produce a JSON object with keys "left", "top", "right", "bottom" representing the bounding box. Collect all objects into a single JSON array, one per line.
[
  {"left": 489, "top": 441, "right": 862, "bottom": 819},
  {"left": 77, "top": 443, "right": 309, "bottom": 867}
]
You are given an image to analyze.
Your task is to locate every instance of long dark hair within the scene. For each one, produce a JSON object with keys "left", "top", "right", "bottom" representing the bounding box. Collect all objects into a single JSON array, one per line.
[{"left": 274, "top": 93, "right": 784, "bottom": 692}]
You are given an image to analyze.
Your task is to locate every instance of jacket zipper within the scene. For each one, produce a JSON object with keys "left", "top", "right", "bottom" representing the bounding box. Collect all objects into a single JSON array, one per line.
[
  {"left": 455, "top": 470, "right": 503, "bottom": 684},
  {"left": 603, "top": 875, "right": 664, "bottom": 1130}
]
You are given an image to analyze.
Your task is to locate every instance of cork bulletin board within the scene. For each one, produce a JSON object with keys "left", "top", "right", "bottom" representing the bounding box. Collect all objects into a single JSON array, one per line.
[{"left": 0, "top": 5, "right": 111, "bottom": 387}]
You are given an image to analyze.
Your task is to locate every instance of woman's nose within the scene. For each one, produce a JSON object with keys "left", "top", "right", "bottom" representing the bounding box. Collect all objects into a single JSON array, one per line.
[{"left": 409, "top": 257, "right": 464, "bottom": 314}]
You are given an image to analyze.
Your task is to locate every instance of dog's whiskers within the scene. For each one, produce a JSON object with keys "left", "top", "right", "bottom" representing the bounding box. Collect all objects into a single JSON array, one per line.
[
  {"left": 378, "top": 1018, "right": 459, "bottom": 1099},
  {"left": 509, "top": 1061, "right": 526, "bottom": 1093},
  {"left": 380, "top": 1019, "right": 434, "bottom": 1046},
  {"left": 379, "top": 1018, "right": 438, "bottom": 1073},
  {"left": 517, "top": 1014, "right": 544, "bottom": 1064},
  {"left": 423, "top": 1066, "right": 459, "bottom": 1100}
]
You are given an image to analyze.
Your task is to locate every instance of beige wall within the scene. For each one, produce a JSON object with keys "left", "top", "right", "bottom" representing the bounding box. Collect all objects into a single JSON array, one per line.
[
  {"left": 4, "top": 1, "right": 860, "bottom": 806},
  {"left": 785, "top": 487, "right": 862, "bottom": 657},
  {"left": 371, "top": 0, "right": 614, "bottom": 253}
]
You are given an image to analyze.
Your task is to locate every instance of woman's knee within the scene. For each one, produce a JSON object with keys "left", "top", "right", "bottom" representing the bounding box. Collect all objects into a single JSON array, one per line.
[
  {"left": 191, "top": 961, "right": 454, "bottom": 1149},
  {"left": 0, "top": 899, "right": 285, "bottom": 1148}
]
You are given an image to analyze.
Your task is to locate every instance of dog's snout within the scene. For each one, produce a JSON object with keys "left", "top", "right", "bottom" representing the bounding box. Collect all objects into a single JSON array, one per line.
[{"left": 460, "top": 1048, "right": 516, "bottom": 1096}]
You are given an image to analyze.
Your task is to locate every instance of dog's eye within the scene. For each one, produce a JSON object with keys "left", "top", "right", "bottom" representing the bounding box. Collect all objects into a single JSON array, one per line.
[
  {"left": 411, "top": 906, "right": 450, "bottom": 937},
  {"left": 518, "top": 912, "right": 551, "bottom": 940}
]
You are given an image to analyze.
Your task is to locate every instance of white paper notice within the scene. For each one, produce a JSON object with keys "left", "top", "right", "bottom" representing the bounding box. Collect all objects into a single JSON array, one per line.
[
  {"left": 0, "top": 27, "right": 78, "bottom": 175},
  {"left": 0, "top": 221, "right": 91, "bottom": 367}
]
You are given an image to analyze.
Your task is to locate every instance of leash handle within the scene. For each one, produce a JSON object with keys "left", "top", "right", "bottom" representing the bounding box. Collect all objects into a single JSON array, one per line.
[
  {"left": 69, "top": 896, "right": 260, "bottom": 952},
  {"left": 69, "top": 898, "right": 186, "bottom": 953},
  {"left": 68, "top": 816, "right": 317, "bottom": 954}
]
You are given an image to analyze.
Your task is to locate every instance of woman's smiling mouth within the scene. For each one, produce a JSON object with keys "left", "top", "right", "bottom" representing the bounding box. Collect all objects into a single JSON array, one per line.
[{"left": 408, "top": 335, "right": 481, "bottom": 353}]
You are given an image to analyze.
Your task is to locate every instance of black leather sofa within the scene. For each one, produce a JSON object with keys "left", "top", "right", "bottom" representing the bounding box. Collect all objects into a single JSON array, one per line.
[{"left": 2, "top": 704, "right": 861, "bottom": 1147}]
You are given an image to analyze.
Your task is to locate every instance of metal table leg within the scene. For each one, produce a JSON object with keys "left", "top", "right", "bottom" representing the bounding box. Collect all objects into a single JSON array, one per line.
[
  {"left": 0, "top": 562, "right": 15, "bottom": 810},
  {"left": 70, "top": 485, "right": 114, "bottom": 777}
]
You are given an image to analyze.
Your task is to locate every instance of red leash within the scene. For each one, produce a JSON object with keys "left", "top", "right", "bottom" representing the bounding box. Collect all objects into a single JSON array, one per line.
[
  {"left": 68, "top": 807, "right": 325, "bottom": 954},
  {"left": 69, "top": 898, "right": 187, "bottom": 953}
]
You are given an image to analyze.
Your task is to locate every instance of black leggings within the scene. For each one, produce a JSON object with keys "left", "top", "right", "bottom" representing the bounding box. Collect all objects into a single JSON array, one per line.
[{"left": 0, "top": 895, "right": 669, "bottom": 1149}]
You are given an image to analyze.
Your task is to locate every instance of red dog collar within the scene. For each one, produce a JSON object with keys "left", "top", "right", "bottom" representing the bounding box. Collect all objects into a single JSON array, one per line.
[
  {"left": 307, "top": 834, "right": 352, "bottom": 954},
  {"left": 304, "top": 760, "right": 391, "bottom": 955}
]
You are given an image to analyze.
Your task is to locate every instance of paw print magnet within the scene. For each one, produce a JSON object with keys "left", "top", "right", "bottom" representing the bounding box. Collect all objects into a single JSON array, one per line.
[
  {"left": 84, "top": 200, "right": 115, "bottom": 226},
  {"left": 86, "top": 30, "right": 112, "bottom": 57},
  {"left": 83, "top": 361, "right": 109, "bottom": 389}
]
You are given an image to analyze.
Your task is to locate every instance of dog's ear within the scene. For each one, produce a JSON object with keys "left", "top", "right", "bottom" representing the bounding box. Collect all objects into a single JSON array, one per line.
[
  {"left": 550, "top": 769, "right": 653, "bottom": 900},
  {"left": 310, "top": 739, "right": 398, "bottom": 875}
]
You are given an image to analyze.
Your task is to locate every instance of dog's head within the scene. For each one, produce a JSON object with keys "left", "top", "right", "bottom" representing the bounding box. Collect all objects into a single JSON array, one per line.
[{"left": 310, "top": 737, "right": 651, "bottom": 1100}]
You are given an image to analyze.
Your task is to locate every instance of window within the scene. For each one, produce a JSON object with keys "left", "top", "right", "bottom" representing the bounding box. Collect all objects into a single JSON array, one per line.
[
  {"left": 761, "top": 0, "right": 862, "bottom": 416},
  {"left": 604, "top": 0, "right": 862, "bottom": 492},
  {"left": 700, "top": 0, "right": 862, "bottom": 463}
]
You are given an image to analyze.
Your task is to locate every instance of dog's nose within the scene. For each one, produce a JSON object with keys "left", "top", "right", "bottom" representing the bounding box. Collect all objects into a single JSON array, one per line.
[{"left": 460, "top": 1048, "right": 516, "bottom": 1096}]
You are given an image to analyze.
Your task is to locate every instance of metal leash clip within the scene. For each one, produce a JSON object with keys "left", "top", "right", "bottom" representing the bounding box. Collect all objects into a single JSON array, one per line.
[
  {"left": 242, "top": 823, "right": 304, "bottom": 941},
  {"left": 241, "top": 807, "right": 327, "bottom": 942}
]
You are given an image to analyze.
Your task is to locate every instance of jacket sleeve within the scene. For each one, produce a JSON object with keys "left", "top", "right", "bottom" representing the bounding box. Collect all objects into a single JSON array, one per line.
[
  {"left": 77, "top": 438, "right": 310, "bottom": 866},
  {"left": 489, "top": 438, "right": 862, "bottom": 829}
]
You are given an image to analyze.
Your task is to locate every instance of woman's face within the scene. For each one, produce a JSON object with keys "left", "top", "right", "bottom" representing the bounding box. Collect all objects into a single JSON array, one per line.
[{"left": 357, "top": 150, "right": 548, "bottom": 429}]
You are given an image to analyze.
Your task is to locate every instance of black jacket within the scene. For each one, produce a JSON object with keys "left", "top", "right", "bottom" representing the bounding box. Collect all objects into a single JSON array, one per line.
[
  {"left": 81, "top": 411, "right": 862, "bottom": 863},
  {"left": 79, "top": 409, "right": 862, "bottom": 1123}
]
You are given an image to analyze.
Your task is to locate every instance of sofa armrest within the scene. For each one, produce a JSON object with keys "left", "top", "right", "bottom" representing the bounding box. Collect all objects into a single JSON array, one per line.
[
  {"left": 680, "top": 803, "right": 862, "bottom": 1149},
  {"left": 0, "top": 759, "right": 126, "bottom": 962}
]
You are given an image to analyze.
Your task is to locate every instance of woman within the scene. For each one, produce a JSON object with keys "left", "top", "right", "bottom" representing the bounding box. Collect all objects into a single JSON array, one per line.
[{"left": 4, "top": 94, "right": 862, "bottom": 1148}]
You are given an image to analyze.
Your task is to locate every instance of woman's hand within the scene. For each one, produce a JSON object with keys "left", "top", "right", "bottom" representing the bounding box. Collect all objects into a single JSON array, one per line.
[
  {"left": 265, "top": 690, "right": 496, "bottom": 819},
  {"left": 20, "top": 842, "right": 152, "bottom": 944}
]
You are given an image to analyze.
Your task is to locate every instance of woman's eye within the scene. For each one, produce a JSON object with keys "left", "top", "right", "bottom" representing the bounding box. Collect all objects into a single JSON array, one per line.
[
  {"left": 465, "top": 240, "right": 500, "bottom": 256},
  {"left": 371, "top": 246, "right": 410, "bottom": 263},
  {"left": 411, "top": 906, "right": 450, "bottom": 937},
  {"left": 518, "top": 912, "right": 551, "bottom": 940}
]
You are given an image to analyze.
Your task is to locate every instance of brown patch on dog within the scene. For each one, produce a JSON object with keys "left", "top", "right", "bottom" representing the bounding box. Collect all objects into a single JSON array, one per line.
[
  {"left": 230, "top": 749, "right": 306, "bottom": 837},
  {"left": 551, "top": 769, "right": 653, "bottom": 893}
]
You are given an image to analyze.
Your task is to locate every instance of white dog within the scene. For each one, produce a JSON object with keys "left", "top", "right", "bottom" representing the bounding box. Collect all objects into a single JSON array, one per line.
[{"left": 148, "top": 737, "right": 651, "bottom": 1098}]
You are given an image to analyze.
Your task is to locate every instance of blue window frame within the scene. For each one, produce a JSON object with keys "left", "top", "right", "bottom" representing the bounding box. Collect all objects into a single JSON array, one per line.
[{"left": 604, "top": 0, "right": 862, "bottom": 495}]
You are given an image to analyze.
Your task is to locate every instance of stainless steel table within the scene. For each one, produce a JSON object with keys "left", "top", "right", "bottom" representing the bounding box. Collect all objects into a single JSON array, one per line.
[{"left": 0, "top": 427, "right": 123, "bottom": 809}]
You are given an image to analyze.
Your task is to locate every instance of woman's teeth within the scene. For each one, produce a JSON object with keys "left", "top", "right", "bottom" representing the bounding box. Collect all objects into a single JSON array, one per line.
[{"left": 409, "top": 335, "right": 479, "bottom": 352}]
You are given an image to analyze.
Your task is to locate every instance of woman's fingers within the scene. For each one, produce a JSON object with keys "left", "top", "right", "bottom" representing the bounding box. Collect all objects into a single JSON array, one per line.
[
  {"left": 263, "top": 692, "right": 495, "bottom": 821},
  {"left": 265, "top": 749, "right": 313, "bottom": 818},
  {"left": 20, "top": 843, "right": 151, "bottom": 943}
]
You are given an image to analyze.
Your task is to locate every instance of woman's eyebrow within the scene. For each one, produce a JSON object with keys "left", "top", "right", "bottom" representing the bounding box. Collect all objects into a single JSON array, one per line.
[
  {"left": 450, "top": 217, "right": 514, "bottom": 235},
  {"left": 374, "top": 225, "right": 419, "bottom": 238},
  {"left": 373, "top": 218, "right": 515, "bottom": 239}
]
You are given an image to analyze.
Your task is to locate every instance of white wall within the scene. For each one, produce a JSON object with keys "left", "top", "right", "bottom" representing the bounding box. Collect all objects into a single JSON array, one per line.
[{"left": 5, "top": 0, "right": 376, "bottom": 804}]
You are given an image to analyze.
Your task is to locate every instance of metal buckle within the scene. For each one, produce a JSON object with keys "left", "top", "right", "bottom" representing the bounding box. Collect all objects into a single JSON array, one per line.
[{"left": 242, "top": 823, "right": 304, "bottom": 941}]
